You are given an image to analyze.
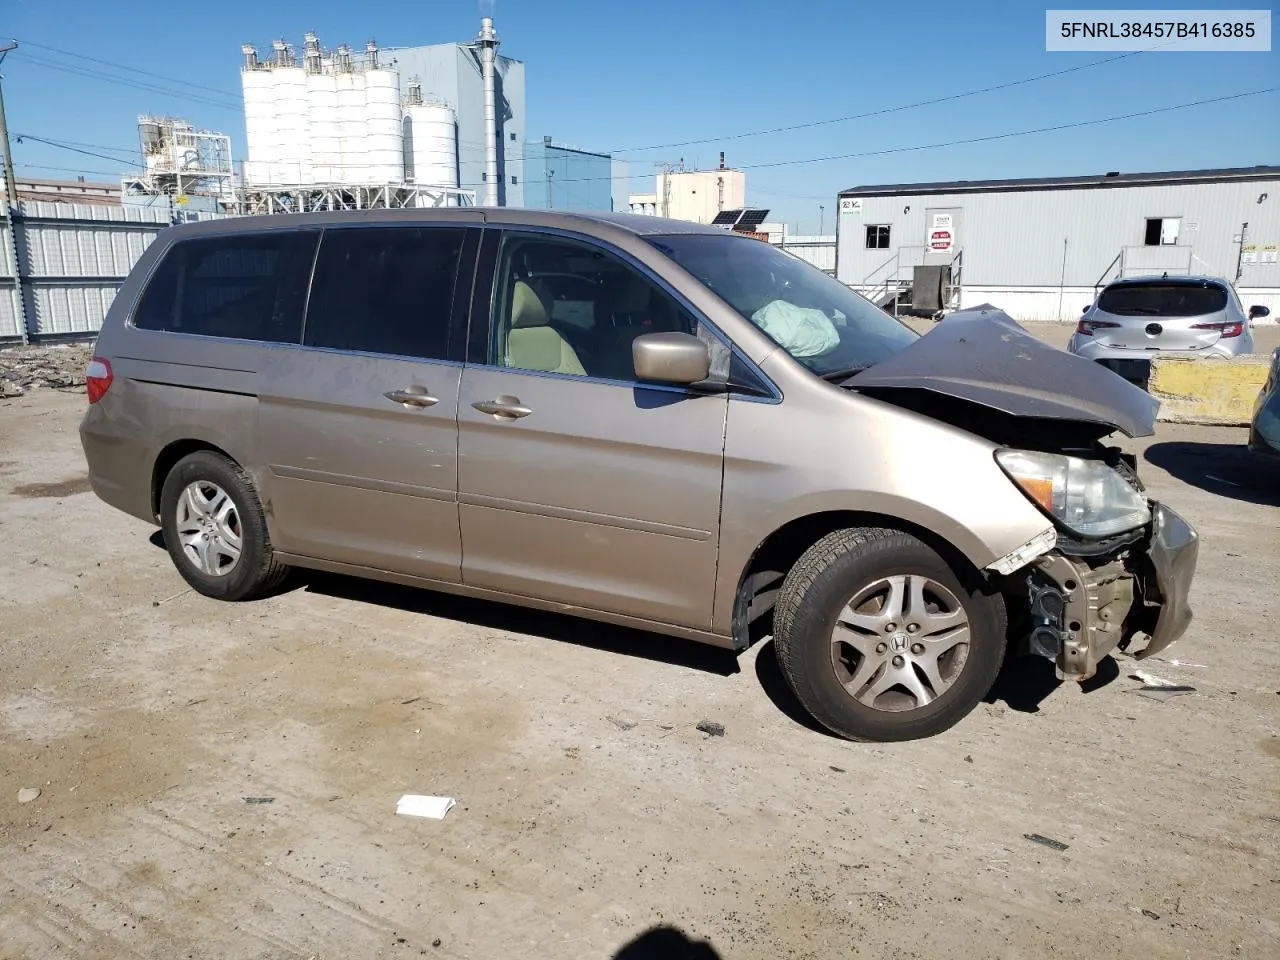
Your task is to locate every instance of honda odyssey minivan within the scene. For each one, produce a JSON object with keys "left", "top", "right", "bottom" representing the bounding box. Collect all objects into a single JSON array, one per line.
[{"left": 80, "top": 209, "right": 1198, "bottom": 742}]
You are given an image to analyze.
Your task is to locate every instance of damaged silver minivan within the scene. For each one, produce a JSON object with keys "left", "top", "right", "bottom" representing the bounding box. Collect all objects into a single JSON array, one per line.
[{"left": 80, "top": 210, "right": 1198, "bottom": 742}]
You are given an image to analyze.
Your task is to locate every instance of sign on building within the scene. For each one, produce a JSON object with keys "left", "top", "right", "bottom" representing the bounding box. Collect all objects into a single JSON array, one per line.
[
  {"left": 928, "top": 211, "right": 954, "bottom": 252},
  {"left": 839, "top": 198, "right": 862, "bottom": 215}
]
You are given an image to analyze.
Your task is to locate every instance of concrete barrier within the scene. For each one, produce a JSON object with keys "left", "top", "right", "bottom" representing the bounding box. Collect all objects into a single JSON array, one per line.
[{"left": 1149, "top": 354, "right": 1270, "bottom": 426}]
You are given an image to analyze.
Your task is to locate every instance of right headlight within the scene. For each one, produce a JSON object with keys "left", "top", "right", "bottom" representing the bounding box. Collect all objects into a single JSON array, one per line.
[{"left": 996, "top": 449, "right": 1150, "bottom": 539}]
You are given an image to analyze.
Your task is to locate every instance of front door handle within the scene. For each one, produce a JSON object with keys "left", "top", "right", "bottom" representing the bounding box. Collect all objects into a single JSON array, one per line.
[
  {"left": 472, "top": 396, "right": 533, "bottom": 419},
  {"left": 384, "top": 385, "right": 440, "bottom": 408}
]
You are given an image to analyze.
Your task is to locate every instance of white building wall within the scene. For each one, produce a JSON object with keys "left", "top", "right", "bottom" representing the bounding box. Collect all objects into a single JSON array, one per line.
[
  {"left": 836, "top": 172, "right": 1280, "bottom": 322},
  {"left": 655, "top": 169, "right": 746, "bottom": 223}
]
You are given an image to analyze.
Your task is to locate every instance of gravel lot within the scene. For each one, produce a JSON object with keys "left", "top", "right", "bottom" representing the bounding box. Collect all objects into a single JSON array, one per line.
[{"left": 1, "top": 354, "right": 1279, "bottom": 959}]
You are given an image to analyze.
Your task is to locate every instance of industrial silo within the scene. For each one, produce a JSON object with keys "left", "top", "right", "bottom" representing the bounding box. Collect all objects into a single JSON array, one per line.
[
  {"left": 303, "top": 33, "right": 341, "bottom": 184},
  {"left": 403, "top": 98, "right": 458, "bottom": 189},
  {"left": 363, "top": 42, "right": 404, "bottom": 184},
  {"left": 241, "top": 45, "right": 279, "bottom": 185},
  {"left": 269, "top": 41, "right": 310, "bottom": 185},
  {"left": 334, "top": 46, "right": 367, "bottom": 185}
]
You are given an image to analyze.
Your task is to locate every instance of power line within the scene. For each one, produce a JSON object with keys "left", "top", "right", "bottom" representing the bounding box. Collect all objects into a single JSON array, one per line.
[
  {"left": 13, "top": 37, "right": 241, "bottom": 99},
  {"left": 13, "top": 133, "right": 137, "bottom": 166},
  {"left": 457, "top": 86, "right": 1279, "bottom": 188},
  {"left": 15, "top": 163, "right": 122, "bottom": 178},
  {"left": 743, "top": 86, "right": 1279, "bottom": 171},
  {"left": 607, "top": 48, "right": 1159, "bottom": 154},
  {"left": 17, "top": 54, "right": 242, "bottom": 111}
]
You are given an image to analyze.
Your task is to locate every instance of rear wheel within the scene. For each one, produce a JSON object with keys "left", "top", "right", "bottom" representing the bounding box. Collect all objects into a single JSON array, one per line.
[
  {"left": 158, "top": 450, "right": 290, "bottom": 601},
  {"left": 773, "top": 527, "right": 1006, "bottom": 742}
]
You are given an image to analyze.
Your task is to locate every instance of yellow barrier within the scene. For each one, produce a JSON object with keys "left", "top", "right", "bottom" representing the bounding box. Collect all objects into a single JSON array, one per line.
[{"left": 1149, "top": 354, "right": 1270, "bottom": 426}]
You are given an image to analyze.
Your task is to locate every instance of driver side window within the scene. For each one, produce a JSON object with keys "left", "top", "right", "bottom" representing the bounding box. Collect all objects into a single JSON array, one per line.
[{"left": 490, "top": 232, "right": 697, "bottom": 381}]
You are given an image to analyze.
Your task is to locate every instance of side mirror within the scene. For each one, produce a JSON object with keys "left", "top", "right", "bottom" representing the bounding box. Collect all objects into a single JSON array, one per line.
[
  {"left": 1082, "top": 304, "right": 1091, "bottom": 314},
  {"left": 1249, "top": 305, "right": 1271, "bottom": 320},
  {"left": 632, "top": 332, "right": 710, "bottom": 385}
]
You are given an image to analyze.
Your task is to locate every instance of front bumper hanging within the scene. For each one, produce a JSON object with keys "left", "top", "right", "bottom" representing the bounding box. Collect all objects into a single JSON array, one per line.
[{"left": 1022, "top": 503, "right": 1198, "bottom": 682}]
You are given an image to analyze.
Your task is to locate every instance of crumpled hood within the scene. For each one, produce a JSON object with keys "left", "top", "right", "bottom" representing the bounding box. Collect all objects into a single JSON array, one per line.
[{"left": 845, "top": 304, "right": 1159, "bottom": 438}]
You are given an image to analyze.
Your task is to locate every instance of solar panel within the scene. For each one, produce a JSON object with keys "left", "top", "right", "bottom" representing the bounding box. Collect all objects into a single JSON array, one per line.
[
  {"left": 734, "top": 209, "right": 770, "bottom": 229},
  {"left": 711, "top": 210, "right": 742, "bottom": 226}
]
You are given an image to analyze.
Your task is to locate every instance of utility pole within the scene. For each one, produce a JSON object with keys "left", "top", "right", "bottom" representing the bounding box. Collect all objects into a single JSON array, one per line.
[
  {"left": 0, "top": 42, "right": 18, "bottom": 207},
  {"left": 819, "top": 205, "right": 825, "bottom": 236}
]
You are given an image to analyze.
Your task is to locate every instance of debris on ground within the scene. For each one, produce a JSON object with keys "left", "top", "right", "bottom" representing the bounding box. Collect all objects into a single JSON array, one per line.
[
  {"left": 243, "top": 796, "right": 275, "bottom": 804},
  {"left": 1023, "top": 833, "right": 1069, "bottom": 852},
  {"left": 1133, "top": 686, "right": 1196, "bottom": 702},
  {"left": 1142, "top": 908, "right": 1161, "bottom": 920},
  {"left": 0, "top": 344, "right": 93, "bottom": 398},
  {"left": 1130, "top": 670, "right": 1196, "bottom": 701},
  {"left": 606, "top": 715, "right": 638, "bottom": 731},
  {"left": 695, "top": 720, "right": 726, "bottom": 737},
  {"left": 396, "top": 794, "right": 455, "bottom": 820},
  {"left": 17, "top": 787, "right": 41, "bottom": 804}
]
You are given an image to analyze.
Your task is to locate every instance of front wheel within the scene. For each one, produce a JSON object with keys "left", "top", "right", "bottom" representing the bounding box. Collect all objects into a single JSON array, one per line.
[{"left": 773, "top": 527, "right": 1006, "bottom": 742}]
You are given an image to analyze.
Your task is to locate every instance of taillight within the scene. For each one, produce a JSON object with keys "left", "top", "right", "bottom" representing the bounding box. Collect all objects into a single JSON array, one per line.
[
  {"left": 1077, "top": 319, "right": 1120, "bottom": 336},
  {"left": 86, "top": 357, "right": 113, "bottom": 404},
  {"left": 1190, "top": 321, "right": 1243, "bottom": 338}
]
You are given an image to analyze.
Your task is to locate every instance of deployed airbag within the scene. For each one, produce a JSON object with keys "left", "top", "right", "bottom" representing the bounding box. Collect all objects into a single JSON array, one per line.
[{"left": 752, "top": 300, "right": 840, "bottom": 358}]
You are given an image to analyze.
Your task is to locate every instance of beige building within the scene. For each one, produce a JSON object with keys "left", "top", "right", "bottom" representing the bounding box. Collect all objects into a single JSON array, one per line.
[{"left": 629, "top": 165, "right": 746, "bottom": 223}]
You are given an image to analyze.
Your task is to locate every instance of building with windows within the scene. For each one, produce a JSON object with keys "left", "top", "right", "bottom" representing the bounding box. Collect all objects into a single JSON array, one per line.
[
  {"left": 521, "top": 138, "right": 613, "bottom": 211},
  {"left": 835, "top": 165, "right": 1280, "bottom": 322}
]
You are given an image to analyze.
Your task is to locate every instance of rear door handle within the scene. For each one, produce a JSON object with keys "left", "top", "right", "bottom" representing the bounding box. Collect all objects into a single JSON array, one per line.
[
  {"left": 472, "top": 396, "right": 533, "bottom": 419},
  {"left": 384, "top": 386, "right": 440, "bottom": 408}
]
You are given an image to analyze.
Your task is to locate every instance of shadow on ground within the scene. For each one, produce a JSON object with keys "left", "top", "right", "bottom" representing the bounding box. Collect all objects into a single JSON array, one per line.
[
  {"left": 612, "top": 925, "right": 722, "bottom": 959},
  {"left": 1144, "top": 441, "right": 1280, "bottom": 506},
  {"left": 983, "top": 650, "right": 1119, "bottom": 713},
  {"left": 752, "top": 638, "right": 839, "bottom": 738},
  {"left": 303, "top": 571, "right": 742, "bottom": 677}
]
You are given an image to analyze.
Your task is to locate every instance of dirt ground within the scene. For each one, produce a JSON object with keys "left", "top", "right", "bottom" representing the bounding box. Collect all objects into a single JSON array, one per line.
[{"left": 2, "top": 383, "right": 1279, "bottom": 959}]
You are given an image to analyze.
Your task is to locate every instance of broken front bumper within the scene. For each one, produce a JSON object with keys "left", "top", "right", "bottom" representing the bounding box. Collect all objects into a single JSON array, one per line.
[{"left": 1022, "top": 503, "right": 1198, "bottom": 681}]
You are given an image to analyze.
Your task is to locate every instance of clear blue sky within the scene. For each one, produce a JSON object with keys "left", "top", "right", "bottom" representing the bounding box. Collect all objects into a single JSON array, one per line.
[{"left": 4, "top": 0, "right": 1277, "bottom": 231}]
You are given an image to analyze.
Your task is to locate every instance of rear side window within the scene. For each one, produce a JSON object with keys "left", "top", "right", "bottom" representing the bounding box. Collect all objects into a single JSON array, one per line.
[
  {"left": 1097, "top": 282, "right": 1228, "bottom": 318},
  {"left": 133, "top": 232, "right": 317, "bottom": 342},
  {"left": 304, "top": 226, "right": 465, "bottom": 360}
]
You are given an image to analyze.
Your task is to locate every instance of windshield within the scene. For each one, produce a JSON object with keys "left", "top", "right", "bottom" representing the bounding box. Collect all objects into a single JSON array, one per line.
[
  {"left": 1098, "top": 281, "right": 1228, "bottom": 318},
  {"left": 648, "top": 233, "right": 917, "bottom": 377}
]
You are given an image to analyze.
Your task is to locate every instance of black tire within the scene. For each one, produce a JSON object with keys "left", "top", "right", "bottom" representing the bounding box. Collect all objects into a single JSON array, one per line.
[
  {"left": 773, "top": 527, "right": 1006, "bottom": 742},
  {"left": 158, "top": 450, "right": 290, "bottom": 601}
]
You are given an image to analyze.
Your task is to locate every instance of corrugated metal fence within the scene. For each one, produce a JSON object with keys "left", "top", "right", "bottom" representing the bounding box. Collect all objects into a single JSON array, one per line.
[{"left": 0, "top": 200, "right": 171, "bottom": 343}]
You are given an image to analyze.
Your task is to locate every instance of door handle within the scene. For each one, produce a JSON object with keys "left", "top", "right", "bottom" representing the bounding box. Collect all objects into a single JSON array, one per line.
[
  {"left": 472, "top": 396, "right": 533, "bottom": 419},
  {"left": 384, "top": 386, "right": 439, "bottom": 408}
]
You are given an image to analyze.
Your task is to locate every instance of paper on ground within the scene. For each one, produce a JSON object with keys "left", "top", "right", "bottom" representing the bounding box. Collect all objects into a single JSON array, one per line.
[
  {"left": 396, "top": 794, "right": 455, "bottom": 819},
  {"left": 1132, "top": 670, "right": 1182, "bottom": 688}
]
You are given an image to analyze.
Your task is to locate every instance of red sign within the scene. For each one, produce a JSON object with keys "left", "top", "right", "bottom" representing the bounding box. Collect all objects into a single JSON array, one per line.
[{"left": 930, "top": 229, "right": 953, "bottom": 252}]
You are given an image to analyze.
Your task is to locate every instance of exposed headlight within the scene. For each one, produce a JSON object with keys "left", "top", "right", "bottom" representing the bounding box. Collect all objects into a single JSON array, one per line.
[{"left": 996, "top": 449, "right": 1150, "bottom": 539}]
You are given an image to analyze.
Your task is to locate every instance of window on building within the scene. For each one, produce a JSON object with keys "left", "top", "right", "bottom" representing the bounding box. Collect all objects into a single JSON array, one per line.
[
  {"left": 865, "top": 225, "right": 891, "bottom": 250},
  {"left": 303, "top": 227, "right": 465, "bottom": 360},
  {"left": 1144, "top": 217, "right": 1181, "bottom": 246},
  {"left": 481, "top": 173, "right": 487, "bottom": 182},
  {"left": 132, "top": 231, "right": 317, "bottom": 343},
  {"left": 510, "top": 132, "right": 517, "bottom": 142},
  {"left": 511, "top": 175, "right": 518, "bottom": 185}
]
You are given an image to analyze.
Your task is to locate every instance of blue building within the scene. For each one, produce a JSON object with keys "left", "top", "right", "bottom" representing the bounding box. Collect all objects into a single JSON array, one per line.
[{"left": 521, "top": 137, "right": 614, "bottom": 211}]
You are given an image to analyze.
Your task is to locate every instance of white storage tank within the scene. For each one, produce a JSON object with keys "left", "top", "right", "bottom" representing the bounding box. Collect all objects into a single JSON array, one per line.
[
  {"left": 365, "top": 67, "right": 404, "bottom": 184},
  {"left": 241, "top": 64, "right": 279, "bottom": 185},
  {"left": 403, "top": 102, "right": 458, "bottom": 189},
  {"left": 272, "top": 66, "right": 310, "bottom": 184},
  {"left": 335, "top": 70, "right": 368, "bottom": 184},
  {"left": 307, "top": 71, "right": 341, "bottom": 183}
]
